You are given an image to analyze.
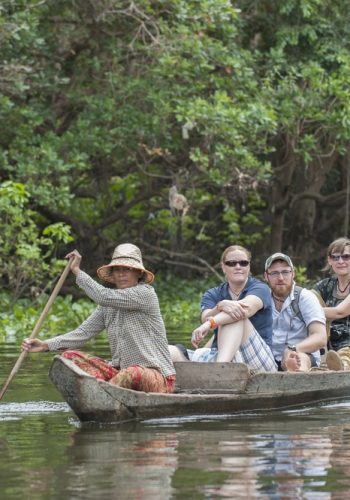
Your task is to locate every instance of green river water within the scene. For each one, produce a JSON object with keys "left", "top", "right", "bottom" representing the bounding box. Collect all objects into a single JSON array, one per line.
[{"left": 1, "top": 337, "right": 350, "bottom": 499}]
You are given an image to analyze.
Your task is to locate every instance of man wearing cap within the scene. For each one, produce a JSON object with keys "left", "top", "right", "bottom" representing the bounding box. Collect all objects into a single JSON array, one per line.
[{"left": 264, "top": 253, "right": 327, "bottom": 371}]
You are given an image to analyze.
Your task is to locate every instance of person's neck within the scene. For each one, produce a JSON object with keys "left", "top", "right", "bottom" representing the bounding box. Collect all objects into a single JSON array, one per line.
[
  {"left": 228, "top": 278, "right": 248, "bottom": 296},
  {"left": 336, "top": 275, "right": 350, "bottom": 294},
  {"left": 271, "top": 290, "right": 290, "bottom": 312}
]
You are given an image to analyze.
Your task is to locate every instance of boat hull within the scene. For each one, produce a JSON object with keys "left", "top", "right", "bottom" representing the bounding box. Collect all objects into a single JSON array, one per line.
[{"left": 49, "top": 355, "right": 350, "bottom": 423}]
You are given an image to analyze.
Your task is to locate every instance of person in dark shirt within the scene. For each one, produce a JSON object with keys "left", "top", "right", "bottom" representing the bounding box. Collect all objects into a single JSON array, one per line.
[
  {"left": 169, "top": 245, "right": 277, "bottom": 372},
  {"left": 314, "top": 237, "right": 350, "bottom": 371}
]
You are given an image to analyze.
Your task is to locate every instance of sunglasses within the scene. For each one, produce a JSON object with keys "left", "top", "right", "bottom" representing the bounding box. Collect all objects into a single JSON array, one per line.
[
  {"left": 224, "top": 260, "right": 250, "bottom": 267},
  {"left": 329, "top": 254, "right": 350, "bottom": 262}
]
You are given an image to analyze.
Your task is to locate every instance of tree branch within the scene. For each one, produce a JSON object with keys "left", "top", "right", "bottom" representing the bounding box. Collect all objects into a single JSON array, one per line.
[{"left": 141, "top": 241, "right": 222, "bottom": 280}]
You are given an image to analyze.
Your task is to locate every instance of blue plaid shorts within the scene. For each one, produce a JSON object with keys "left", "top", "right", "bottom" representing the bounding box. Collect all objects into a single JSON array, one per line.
[{"left": 188, "top": 327, "right": 277, "bottom": 373}]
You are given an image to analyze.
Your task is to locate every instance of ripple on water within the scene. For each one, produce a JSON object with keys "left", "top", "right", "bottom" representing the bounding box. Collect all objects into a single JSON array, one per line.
[{"left": 0, "top": 400, "right": 70, "bottom": 421}]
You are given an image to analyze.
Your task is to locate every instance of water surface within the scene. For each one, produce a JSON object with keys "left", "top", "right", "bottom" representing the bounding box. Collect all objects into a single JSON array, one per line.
[{"left": 1, "top": 339, "right": 350, "bottom": 499}]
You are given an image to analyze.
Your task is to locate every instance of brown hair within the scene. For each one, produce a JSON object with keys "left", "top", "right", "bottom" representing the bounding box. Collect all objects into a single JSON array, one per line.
[
  {"left": 322, "top": 237, "right": 350, "bottom": 272},
  {"left": 221, "top": 245, "right": 251, "bottom": 263}
]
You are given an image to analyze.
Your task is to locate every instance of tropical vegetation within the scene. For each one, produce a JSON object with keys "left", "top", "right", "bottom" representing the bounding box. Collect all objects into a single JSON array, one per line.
[{"left": 1, "top": 1, "right": 350, "bottom": 332}]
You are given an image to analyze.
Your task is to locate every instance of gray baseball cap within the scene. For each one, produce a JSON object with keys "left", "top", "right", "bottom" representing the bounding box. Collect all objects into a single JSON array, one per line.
[{"left": 265, "top": 252, "right": 294, "bottom": 271}]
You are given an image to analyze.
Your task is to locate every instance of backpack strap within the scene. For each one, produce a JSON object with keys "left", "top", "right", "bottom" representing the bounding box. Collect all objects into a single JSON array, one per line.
[
  {"left": 290, "top": 286, "right": 327, "bottom": 355},
  {"left": 290, "top": 285, "right": 305, "bottom": 323}
]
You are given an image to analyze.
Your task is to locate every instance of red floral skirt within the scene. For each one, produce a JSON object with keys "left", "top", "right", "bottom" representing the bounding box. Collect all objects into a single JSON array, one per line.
[{"left": 61, "top": 350, "right": 175, "bottom": 393}]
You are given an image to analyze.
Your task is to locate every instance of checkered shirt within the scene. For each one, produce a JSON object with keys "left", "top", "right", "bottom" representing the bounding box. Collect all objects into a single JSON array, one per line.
[{"left": 46, "top": 271, "right": 175, "bottom": 377}]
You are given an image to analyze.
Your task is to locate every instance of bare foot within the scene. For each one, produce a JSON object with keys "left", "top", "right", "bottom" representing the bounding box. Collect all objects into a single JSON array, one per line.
[{"left": 284, "top": 351, "right": 301, "bottom": 372}]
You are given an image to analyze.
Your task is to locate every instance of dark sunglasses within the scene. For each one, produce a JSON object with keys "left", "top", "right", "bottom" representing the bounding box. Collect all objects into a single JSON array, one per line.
[
  {"left": 329, "top": 254, "right": 350, "bottom": 262},
  {"left": 224, "top": 260, "right": 250, "bottom": 267}
]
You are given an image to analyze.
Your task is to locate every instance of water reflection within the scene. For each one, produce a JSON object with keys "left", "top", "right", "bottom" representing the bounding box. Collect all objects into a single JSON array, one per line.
[
  {"left": 1, "top": 407, "right": 350, "bottom": 499},
  {"left": 2, "top": 341, "right": 350, "bottom": 498},
  {"left": 45, "top": 406, "right": 350, "bottom": 499},
  {"left": 64, "top": 428, "right": 178, "bottom": 499},
  {"left": 146, "top": 409, "right": 350, "bottom": 498}
]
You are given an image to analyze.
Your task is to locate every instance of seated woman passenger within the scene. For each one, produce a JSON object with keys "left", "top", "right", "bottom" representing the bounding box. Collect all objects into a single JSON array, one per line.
[
  {"left": 323, "top": 291, "right": 350, "bottom": 371},
  {"left": 22, "top": 244, "right": 176, "bottom": 393},
  {"left": 314, "top": 237, "right": 350, "bottom": 371},
  {"left": 169, "top": 245, "right": 277, "bottom": 373}
]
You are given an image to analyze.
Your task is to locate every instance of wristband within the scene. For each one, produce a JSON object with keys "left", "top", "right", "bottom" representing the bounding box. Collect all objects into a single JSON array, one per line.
[{"left": 208, "top": 316, "right": 217, "bottom": 329}]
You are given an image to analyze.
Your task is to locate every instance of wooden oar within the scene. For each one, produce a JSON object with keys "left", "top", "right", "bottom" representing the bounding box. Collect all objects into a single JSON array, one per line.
[{"left": 0, "top": 258, "right": 72, "bottom": 401}]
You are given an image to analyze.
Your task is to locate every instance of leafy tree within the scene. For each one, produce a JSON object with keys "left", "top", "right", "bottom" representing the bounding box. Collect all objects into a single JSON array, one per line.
[
  {"left": 237, "top": 0, "right": 350, "bottom": 270},
  {"left": 0, "top": 1, "right": 274, "bottom": 273},
  {"left": 0, "top": 181, "right": 73, "bottom": 301},
  {"left": 1, "top": 0, "right": 350, "bottom": 295}
]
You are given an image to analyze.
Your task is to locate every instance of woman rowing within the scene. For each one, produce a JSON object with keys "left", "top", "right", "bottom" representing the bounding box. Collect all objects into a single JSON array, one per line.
[{"left": 22, "top": 244, "right": 176, "bottom": 393}]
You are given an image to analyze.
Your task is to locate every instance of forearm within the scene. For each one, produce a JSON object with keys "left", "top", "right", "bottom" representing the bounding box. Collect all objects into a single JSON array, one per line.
[
  {"left": 202, "top": 299, "right": 251, "bottom": 324},
  {"left": 76, "top": 270, "right": 115, "bottom": 306},
  {"left": 294, "top": 332, "right": 327, "bottom": 353},
  {"left": 46, "top": 328, "right": 91, "bottom": 351},
  {"left": 192, "top": 311, "right": 235, "bottom": 348},
  {"left": 324, "top": 294, "right": 350, "bottom": 319},
  {"left": 237, "top": 298, "right": 261, "bottom": 318},
  {"left": 214, "top": 297, "right": 261, "bottom": 320},
  {"left": 46, "top": 307, "right": 105, "bottom": 351},
  {"left": 201, "top": 305, "right": 220, "bottom": 322},
  {"left": 324, "top": 306, "right": 347, "bottom": 320},
  {"left": 201, "top": 310, "right": 236, "bottom": 326},
  {"left": 76, "top": 270, "right": 150, "bottom": 310}
]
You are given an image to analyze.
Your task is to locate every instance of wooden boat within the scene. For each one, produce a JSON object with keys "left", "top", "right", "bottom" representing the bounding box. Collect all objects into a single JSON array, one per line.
[{"left": 49, "top": 355, "right": 350, "bottom": 424}]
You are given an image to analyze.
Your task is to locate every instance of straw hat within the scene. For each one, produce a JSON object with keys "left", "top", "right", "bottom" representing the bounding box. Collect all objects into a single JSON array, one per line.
[{"left": 97, "top": 243, "right": 154, "bottom": 284}]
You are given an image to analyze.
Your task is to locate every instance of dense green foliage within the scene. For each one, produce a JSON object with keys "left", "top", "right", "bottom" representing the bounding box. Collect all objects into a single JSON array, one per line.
[
  {"left": 1, "top": 0, "right": 350, "bottom": 299},
  {"left": 0, "top": 181, "right": 73, "bottom": 302}
]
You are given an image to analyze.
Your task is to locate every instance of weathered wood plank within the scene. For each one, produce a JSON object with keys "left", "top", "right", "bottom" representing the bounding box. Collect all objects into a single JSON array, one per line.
[{"left": 173, "top": 361, "right": 250, "bottom": 393}]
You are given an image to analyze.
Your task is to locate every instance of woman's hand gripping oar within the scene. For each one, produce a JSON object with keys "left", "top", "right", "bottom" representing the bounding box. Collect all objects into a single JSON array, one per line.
[{"left": 0, "top": 257, "right": 73, "bottom": 401}]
